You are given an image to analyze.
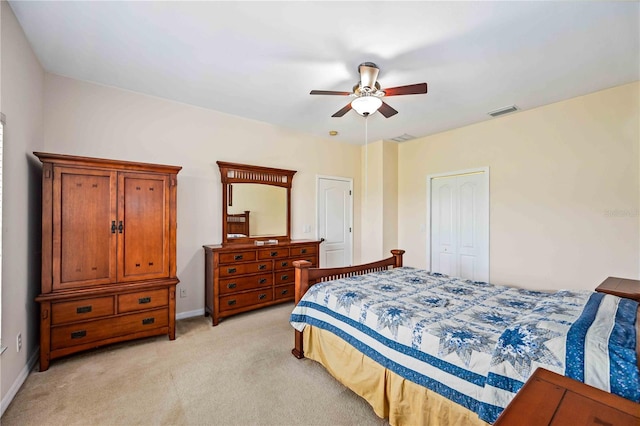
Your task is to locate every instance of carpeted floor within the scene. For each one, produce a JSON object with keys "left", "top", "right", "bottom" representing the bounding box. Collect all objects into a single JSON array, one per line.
[{"left": 2, "top": 303, "right": 388, "bottom": 425}]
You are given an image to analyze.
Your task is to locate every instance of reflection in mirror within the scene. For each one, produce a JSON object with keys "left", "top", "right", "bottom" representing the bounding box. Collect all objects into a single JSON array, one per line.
[{"left": 228, "top": 184, "right": 286, "bottom": 238}]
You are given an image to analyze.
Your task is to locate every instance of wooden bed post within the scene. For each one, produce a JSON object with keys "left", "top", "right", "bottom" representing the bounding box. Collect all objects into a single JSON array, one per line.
[
  {"left": 292, "top": 260, "right": 311, "bottom": 359},
  {"left": 391, "top": 249, "right": 405, "bottom": 267}
]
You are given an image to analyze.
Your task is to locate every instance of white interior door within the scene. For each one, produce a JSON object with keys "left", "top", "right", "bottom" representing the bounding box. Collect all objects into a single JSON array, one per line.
[
  {"left": 317, "top": 177, "right": 353, "bottom": 268},
  {"left": 430, "top": 170, "right": 489, "bottom": 282}
]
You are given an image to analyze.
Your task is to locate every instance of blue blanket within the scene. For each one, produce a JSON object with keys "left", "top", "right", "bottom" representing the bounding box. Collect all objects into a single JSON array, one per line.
[{"left": 290, "top": 267, "right": 639, "bottom": 423}]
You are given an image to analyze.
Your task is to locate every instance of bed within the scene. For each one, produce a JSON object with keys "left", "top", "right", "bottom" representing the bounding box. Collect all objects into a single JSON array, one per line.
[
  {"left": 226, "top": 210, "right": 250, "bottom": 238},
  {"left": 290, "top": 250, "right": 640, "bottom": 425}
]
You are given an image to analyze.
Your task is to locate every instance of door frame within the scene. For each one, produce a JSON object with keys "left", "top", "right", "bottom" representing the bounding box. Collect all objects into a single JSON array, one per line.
[
  {"left": 316, "top": 175, "right": 354, "bottom": 267},
  {"left": 426, "top": 167, "right": 490, "bottom": 280}
]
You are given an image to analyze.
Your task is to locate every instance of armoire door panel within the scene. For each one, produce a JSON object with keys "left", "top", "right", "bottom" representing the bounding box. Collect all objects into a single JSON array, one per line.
[
  {"left": 118, "top": 173, "right": 170, "bottom": 281},
  {"left": 53, "top": 167, "right": 117, "bottom": 290}
]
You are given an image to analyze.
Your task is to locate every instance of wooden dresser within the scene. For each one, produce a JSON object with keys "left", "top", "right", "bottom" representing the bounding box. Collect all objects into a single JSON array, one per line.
[
  {"left": 494, "top": 368, "right": 640, "bottom": 426},
  {"left": 203, "top": 241, "right": 319, "bottom": 325},
  {"left": 35, "top": 152, "right": 181, "bottom": 371}
]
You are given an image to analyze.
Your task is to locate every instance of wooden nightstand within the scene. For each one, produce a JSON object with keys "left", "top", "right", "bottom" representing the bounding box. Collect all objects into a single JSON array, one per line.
[
  {"left": 596, "top": 277, "right": 640, "bottom": 302},
  {"left": 494, "top": 368, "right": 640, "bottom": 426}
]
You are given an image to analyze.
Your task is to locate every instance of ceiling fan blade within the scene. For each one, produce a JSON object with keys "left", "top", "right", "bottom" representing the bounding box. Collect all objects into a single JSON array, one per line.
[
  {"left": 310, "top": 90, "right": 352, "bottom": 96},
  {"left": 378, "top": 101, "right": 398, "bottom": 118},
  {"left": 383, "top": 83, "right": 428, "bottom": 97},
  {"left": 332, "top": 103, "right": 352, "bottom": 117}
]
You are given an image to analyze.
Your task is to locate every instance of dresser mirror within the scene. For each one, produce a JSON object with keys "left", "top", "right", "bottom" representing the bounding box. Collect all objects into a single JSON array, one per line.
[{"left": 217, "top": 161, "right": 296, "bottom": 245}]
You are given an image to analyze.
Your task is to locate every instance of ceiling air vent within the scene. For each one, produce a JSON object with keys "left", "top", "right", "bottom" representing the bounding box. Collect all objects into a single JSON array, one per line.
[
  {"left": 488, "top": 105, "right": 519, "bottom": 118},
  {"left": 389, "top": 133, "right": 416, "bottom": 142}
]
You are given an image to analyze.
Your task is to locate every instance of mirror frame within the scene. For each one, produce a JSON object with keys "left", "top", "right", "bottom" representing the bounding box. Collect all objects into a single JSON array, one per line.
[{"left": 217, "top": 161, "right": 296, "bottom": 245}]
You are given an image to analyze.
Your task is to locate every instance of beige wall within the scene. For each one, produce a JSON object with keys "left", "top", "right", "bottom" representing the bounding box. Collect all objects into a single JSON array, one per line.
[
  {"left": 43, "top": 73, "right": 363, "bottom": 316},
  {"left": 1, "top": 0, "right": 45, "bottom": 410},
  {"left": 360, "top": 140, "right": 399, "bottom": 263},
  {"left": 382, "top": 141, "right": 399, "bottom": 257},
  {"left": 399, "top": 82, "right": 640, "bottom": 290}
]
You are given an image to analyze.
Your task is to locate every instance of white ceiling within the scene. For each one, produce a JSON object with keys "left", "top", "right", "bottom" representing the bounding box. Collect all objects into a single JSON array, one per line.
[{"left": 9, "top": 1, "right": 640, "bottom": 145}]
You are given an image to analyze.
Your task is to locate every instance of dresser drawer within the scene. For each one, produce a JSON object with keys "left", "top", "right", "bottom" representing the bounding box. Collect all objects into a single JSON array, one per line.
[
  {"left": 275, "top": 284, "right": 294, "bottom": 300},
  {"left": 219, "top": 273, "right": 272, "bottom": 295},
  {"left": 275, "top": 269, "right": 295, "bottom": 285},
  {"left": 274, "top": 259, "right": 294, "bottom": 270},
  {"left": 51, "top": 308, "right": 168, "bottom": 350},
  {"left": 118, "top": 289, "right": 168, "bottom": 313},
  {"left": 289, "top": 256, "right": 318, "bottom": 267},
  {"left": 52, "top": 296, "right": 115, "bottom": 325},
  {"left": 219, "top": 289, "right": 273, "bottom": 312},
  {"left": 258, "top": 248, "right": 289, "bottom": 260},
  {"left": 219, "top": 251, "right": 256, "bottom": 264},
  {"left": 290, "top": 245, "right": 317, "bottom": 256},
  {"left": 219, "top": 261, "right": 272, "bottom": 277}
]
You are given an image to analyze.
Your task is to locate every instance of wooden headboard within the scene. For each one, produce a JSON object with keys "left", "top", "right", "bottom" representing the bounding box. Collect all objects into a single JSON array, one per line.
[{"left": 227, "top": 210, "right": 250, "bottom": 237}]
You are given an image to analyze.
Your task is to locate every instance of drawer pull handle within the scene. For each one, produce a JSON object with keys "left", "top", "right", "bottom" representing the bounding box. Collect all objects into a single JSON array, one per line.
[
  {"left": 142, "top": 317, "right": 155, "bottom": 325},
  {"left": 270, "top": 251, "right": 278, "bottom": 257},
  {"left": 281, "top": 289, "right": 289, "bottom": 295},
  {"left": 71, "top": 330, "right": 87, "bottom": 339},
  {"left": 258, "top": 294, "right": 266, "bottom": 300},
  {"left": 228, "top": 267, "right": 237, "bottom": 274},
  {"left": 76, "top": 305, "right": 92, "bottom": 314},
  {"left": 259, "top": 264, "right": 267, "bottom": 270},
  {"left": 234, "top": 255, "right": 243, "bottom": 260},
  {"left": 281, "top": 261, "right": 288, "bottom": 267},
  {"left": 148, "top": 262, "right": 154, "bottom": 266},
  {"left": 118, "top": 221, "right": 124, "bottom": 234},
  {"left": 139, "top": 297, "right": 151, "bottom": 304},
  {"left": 227, "top": 283, "right": 237, "bottom": 289},
  {"left": 259, "top": 278, "right": 267, "bottom": 284},
  {"left": 111, "top": 221, "right": 116, "bottom": 233},
  {"left": 135, "top": 263, "right": 141, "bottom": 267},
  {"left": 301, "top": 249, "right": 307, "bottom": 254},
  {"left": 228, "top": 299, "right": 236, "bottom": 306},
  {"left": 281, "top": 275, "right": 289, "bottom": 281}
]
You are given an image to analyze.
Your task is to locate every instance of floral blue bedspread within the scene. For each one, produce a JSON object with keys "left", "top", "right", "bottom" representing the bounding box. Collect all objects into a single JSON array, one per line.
[{"left": 289, "top": 267, "right": 639, "bottom": 423}]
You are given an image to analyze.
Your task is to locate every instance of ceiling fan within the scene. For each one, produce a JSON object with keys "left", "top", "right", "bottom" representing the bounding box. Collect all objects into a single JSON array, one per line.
[{"left": 310, "top": 62, "right": 427, "bottom": 118}]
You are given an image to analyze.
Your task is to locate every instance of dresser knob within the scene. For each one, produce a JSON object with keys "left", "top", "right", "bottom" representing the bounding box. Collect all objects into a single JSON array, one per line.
[
  {"left": 227, "top": 283, "right": 237, "bottom": 289},
  {"left": 258, "top": 294, "right": 266, "bottom": 300},
  {"left": 228, "top": 299, "right": 236, "bottom": 306}
]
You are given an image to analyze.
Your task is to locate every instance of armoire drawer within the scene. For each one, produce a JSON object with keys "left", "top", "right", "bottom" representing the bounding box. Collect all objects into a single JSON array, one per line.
[
  {"left": 51, "top": 296, "right": 115, "bottom": 325},
  {"left": 219, "top": 261, "right": 273, "bottom": 277},
  {"left": 51, "top": 308, "right": 168, "bottom": 350},
  {"left": 275, "top": 284, "right": 294, "bottom": 300},
  {"left": 118, "top": 288, "right": 168, "bottom": 313},
  {"left": 219, "top": 273, "right": 272, "bottom": 295},
  {"left": 219, "top": 289, "right": 273, "bottom": 312}
]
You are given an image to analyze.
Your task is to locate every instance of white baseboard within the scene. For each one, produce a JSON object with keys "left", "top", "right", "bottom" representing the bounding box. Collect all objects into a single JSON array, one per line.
[
  {"left": 1, "top": 347, "right": 39, "bottom": 417},
  {"left": 176, "top": 308, "right": 204, "bottom": 320}
]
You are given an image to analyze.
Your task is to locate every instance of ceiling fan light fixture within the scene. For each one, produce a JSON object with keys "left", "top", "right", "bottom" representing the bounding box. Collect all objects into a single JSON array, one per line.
[{"left": 351, "top": 96, "right": 382, "bottom": 116}]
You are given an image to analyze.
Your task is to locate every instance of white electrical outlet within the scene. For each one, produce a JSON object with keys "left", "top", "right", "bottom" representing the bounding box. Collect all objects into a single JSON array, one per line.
[
  {"left": 180, "top": 288, "right": 187, "bottom": 298},
  {"left": 16, "top": 333, "right": 22, "bottom": 352}
]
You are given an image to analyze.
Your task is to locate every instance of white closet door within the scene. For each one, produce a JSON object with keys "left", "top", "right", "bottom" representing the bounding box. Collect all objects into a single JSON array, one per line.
[
  {"left": 318, "top": 177, "right": 353, "bottom": 268},
  {"left": 430, "top": 171, "right": 489, "bottom": 282}
]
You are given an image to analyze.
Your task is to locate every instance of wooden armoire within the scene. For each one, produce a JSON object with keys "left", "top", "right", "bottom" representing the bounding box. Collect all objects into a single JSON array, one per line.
[{"left": 34, "top": 152, "right": 181, "bottom": 371}]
